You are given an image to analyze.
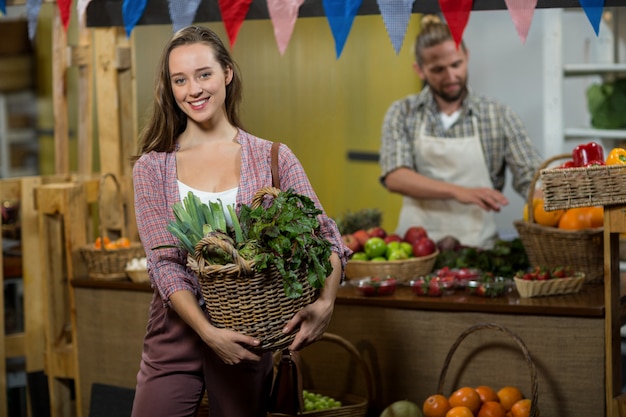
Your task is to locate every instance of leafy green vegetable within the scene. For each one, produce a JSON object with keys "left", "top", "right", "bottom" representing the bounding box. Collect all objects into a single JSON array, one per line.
[{"left": 587, "top": 78, "right": 626, "bottom": 129}]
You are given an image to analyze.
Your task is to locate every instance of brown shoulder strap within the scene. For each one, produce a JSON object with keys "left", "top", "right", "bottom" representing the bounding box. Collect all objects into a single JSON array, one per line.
[{"left": 271, "top": 141, "right": 281, "bottom": 189}]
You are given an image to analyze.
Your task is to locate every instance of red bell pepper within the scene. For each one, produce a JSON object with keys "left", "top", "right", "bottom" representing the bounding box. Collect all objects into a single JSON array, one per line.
[
  {"left": 558, "top": 160, "right": 576, "bottom": 169},
  {"left": 572, "top": 142, "right": 605, "bottom": 167}
]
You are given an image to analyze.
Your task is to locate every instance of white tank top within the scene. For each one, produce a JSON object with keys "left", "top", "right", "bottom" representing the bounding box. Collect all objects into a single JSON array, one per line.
[{"left": 177, "top": 181, "right": 238, "bottom": 226}]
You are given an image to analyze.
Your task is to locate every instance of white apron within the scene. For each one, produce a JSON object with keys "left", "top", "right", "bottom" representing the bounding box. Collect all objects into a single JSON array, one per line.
[{"left": 395, "top": 115, "right": 498, "bottom": 249}]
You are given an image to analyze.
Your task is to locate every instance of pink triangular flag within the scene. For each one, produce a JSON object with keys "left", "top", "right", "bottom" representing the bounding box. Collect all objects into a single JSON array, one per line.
[
  {"left": 267, "top": 0, "right": 304, "bottom": 55},
  {"left": 218, "top": 0, "right": 253, "bottom": 48},
  {"left": 504, "top": 0, "right": 538, "bottom": 44},
  {"left": 76, "top": 0, "right": 93, "bottom": 28},
  {"left": 56, "top": 0, "right": 72, "bottom": 31},
  {"left": 438, "top": 0, "right": 473, "bottom": 48}
]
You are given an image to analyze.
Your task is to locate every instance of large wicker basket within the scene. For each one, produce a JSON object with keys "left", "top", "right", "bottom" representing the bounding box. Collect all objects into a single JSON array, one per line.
[
  {"left": 437, "top": 323, "right": 539, "bottom": 417},
  {"left": 269, "top": 332, "right": 373, "bottom": 417},
  {"left": 188, "top": 187, "right": 320, "bottom": 352},
  {"left": 344, "top": 250, "right": 439, "bottom": 282},
  {"left": 513, "top": 154, "right": 603, "bottom": 284},
  {"left": 80, "top": 173, "right": 145, "bottom": 280}
]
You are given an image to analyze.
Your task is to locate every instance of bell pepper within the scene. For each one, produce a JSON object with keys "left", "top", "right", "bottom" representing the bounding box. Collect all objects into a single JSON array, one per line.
[
  {"left": 606, "top": 147, "right": 626, "bottom": 165},
  {"left": 558, "top": 160, "right": 576, "bottom": 169},
  {"left": 572, "top": 142, "right": 605, "bottom": 167}
]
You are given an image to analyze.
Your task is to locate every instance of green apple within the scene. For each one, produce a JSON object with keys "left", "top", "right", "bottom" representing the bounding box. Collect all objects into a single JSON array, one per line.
[
  {"left": 364, "top": 237, "right": 387, "bottom": 259},
  {"left": 400, "top": 241, "right": 414, "bottom": 258},
  {"left": 388, "top": 249, "right": 408, "bottom": 261},
  {"left": 385, "top": 241, "right": 402, "bottom": 259},
  {"left": 351, "top": 252, "right": 369, "bottom": 261},
  {"left": 370, "top": 256, "right": 387, "bottom": 262}
]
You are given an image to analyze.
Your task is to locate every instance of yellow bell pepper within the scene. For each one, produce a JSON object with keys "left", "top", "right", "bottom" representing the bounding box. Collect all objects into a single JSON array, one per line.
[{"left": 606, "top": 148, "right": 626, "bottom": 165}]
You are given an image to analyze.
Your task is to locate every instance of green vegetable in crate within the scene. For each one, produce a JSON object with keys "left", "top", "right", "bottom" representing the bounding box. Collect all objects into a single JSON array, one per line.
[
  {"left": 163, "top": 189, "right": 333, "bottom": 299},
  {"left": 303, "top": 390, "right": 342, "bottom": 411}
]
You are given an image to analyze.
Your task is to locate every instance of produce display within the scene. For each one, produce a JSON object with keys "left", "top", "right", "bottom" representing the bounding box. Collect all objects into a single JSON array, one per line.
[
  {"left": 342, "top": 225, "right": 437, "bottom": 261},
  {"left": 93, "top": 236, "right": 131, "bottom": 250},
  {"left": 354, "top": 276, "right": 397, "bottom": 296},
  {"left": 409, "top": 275, "right": 453, "bottom": 297},
  {"left": 422, "top": 385, "right": 531, "bottom": 417},
  {"left": 465, "top": 275, "right": 512, "bottom": 298},
  {"left": 513, "top": 266, "right": 585, "bottom": 298},
  {"left": 302, "top": 390, "right": 342, "bottom": 412}
]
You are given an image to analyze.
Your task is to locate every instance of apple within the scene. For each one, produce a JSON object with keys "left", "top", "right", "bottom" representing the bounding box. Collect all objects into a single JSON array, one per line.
[
  {"left": 352, "top": 229, "right": 371, "bottom": 247},
  {"left": 384, "top": 234, "right": 403, "bottom": 244},
  {"left": 412, "top": 237, "right": 436, "bottom": 257},
  {"left": 404, "top": 226, "right": 428, "bottom": 244},
  {"left": 341, "top": 234, "right": 362, "bottom": 253},
  {"left": 367, "top": 226, "right": 387, "bottom": 239}
]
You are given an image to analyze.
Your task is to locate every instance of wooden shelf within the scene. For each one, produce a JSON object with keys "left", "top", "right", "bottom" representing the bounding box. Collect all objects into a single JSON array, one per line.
[
  {"left": 564, "top": 63, "right": 626, "bottom": 76},
  {"left": 564, "top": 127, "right": 626, "bottom": 140}
]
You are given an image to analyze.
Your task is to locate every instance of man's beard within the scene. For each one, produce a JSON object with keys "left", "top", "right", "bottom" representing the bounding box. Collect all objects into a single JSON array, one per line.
[{"left": 425, "top": 79, "right": 468, "bottom": 103}]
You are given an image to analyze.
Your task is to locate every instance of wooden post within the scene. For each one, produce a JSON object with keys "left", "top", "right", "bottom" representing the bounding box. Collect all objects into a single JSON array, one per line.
[
  {"left": 51, "top": 6, "right": 70, "bottom": 175},
  {"left": 73, "top": 20, "right": 94, "bottom": 176}
]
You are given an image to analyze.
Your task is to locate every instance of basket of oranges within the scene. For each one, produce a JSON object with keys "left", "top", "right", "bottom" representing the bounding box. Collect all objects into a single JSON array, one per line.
[
  {"left": 79, "top": 173, "right": 145, "bottom": 280},
  {"left": 513, "top": 154, "right": 603, "bottom": 284},
  {"left": 423, "top": 322, "right": 538, "bottom": 417}
]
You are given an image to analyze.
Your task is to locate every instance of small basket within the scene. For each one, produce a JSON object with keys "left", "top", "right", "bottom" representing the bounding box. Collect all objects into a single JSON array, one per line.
[
  {"left": 344, "top": 250, "right": 439, "bottom": 282},
  {"left": 437, "top": 323, "right": 539, "bottom": 417},
  {"left": 513, "top": 154, "right": 603, "bottom": 284},
  {"left": 126, "top": 269, "right": 150, "bottom": 284},
  {"left": 188, "top": 187, "right": 320, "bottom": 352},
  {"left": 80, "top": 173, "right": 145, "bottom": 280},
  {"left": 541, "top": 160, "right": 626, "bottom": 211},
  {"left": 514, "top": 273, "right": 585, "bottom": 298},
  {"left": 269, "top": 332, "right": 373, "bottom": 417}
]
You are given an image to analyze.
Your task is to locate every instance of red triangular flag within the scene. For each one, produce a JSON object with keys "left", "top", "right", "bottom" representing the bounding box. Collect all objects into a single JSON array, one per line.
[
  {"left": 56, "top": 0, "right": 72, "bottom": 31},
  {"left": 504, "top": 0, "right": 538, "bottom": 44},
  {"left": 218, "top": 0, "right": 253, "bottom": 48},
  {"left": 438, "top": 0, "right": 473, "bottom": 48}
]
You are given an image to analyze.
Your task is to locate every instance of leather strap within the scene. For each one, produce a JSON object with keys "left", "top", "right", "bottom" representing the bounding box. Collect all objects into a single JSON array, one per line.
[{"left": 271, "top": 142, "right": 281, "bottom": 189}]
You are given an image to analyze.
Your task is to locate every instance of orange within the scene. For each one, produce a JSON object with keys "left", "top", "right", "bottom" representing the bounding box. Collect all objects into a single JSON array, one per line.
[
  {"left": 497, "top": 386, "right": 524, "bottom": 411},
  {"left": 477, "top": 401, "right": 507, "bottom": 417},
  {"left": 94, "top": 236, "right": 111, "bottom": 249},
  {"left": 446, "top": 406, "right": 475, "bottom": 417},
  {"left": 116, "top": 237, "right": 131, "bottom": 248},
  {"left": 587, "top": 206, "right": 604, "bottom": 228},
  {"left": 448, "top": 387, "right": 482, "bottom": 415},
  {"left": 475, "top": 386, "right": 499, "bottom": 403},
  {"left": 522, "top": 199, "right": 541, "bottom": 222},
  {"left": 558, "top": 207, "right": 593, "bottom": 230},
  {"left": 533, "top": 199, "right": 564, "bottom": 227},
  {"left": 423, "top": 394, "right": 452, "bottom": 417},
  {"left": 510, "top": 399, "right": 531, "bottom": 417}
]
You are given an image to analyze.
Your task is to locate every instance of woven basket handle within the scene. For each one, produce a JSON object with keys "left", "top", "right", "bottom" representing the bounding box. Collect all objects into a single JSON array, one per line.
[
  {"left": 97, "top": 172, "right": 128, "bottom": 252},
  {"left": 251, "top": 186, "right": 281, "bottom": 210},
  {"left": 526, "top": 153, "right": 571, "bottom": 223},
  {"left": 436, "top": 323, "right": 539, "bottom": 417},
  {"left": 192, "top": 234, "right": 253, "bottom": 275}
]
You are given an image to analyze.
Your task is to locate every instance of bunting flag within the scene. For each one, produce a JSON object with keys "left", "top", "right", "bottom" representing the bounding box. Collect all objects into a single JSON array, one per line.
[
  {"left": 323, "top": 0, "right": 363, "bottom": 59},
  {"left": 218, "top": 0, "right": 253, "bottom": 48},
  {"left": 579, "top": 0, "right": 605, "bottom": 35},
  {"left": 76, "top": 0, "right": 93, "bottom": 28},
  {"left": 168, "top": 0, "right": 202, "bottom": 33},
  {"left": 26, "top": 0, "right": 43, "bottom": 40},
  {"left": 438, "top": 0, "right": 473, "bottom": 48},
  {"left": 56, "top": 0, "right": 72, "bottom": 31},
  {"left": 122, "top": 0, "right": 148, "bottom": 37},
  {"left": 0, "top": 0, "right": 6, "bottom": 16},
  {"left": 377, "top": 0, "right": 414, "bottom": 55},
  {"left": 267, "top": 0, "right": 304, "bottom": 55},
  {"left": 504, "top": 0, "right": 538, "bottom": 44}
]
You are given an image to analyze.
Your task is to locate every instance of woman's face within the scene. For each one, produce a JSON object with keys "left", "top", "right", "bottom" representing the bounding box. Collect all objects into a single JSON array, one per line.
[
  {"left": 168, "top": 42, "right": 233, "bottom": 126},
  {"left": 414, "top": 39, "right": 468, "bottom": 103}
]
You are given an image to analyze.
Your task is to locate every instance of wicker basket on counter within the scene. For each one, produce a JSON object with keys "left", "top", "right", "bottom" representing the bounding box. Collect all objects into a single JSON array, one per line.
[
  {"left": 514, "top": 272, "right": 585, "bottom": 298},
  {"left": 344, "top": 250, "right": 439, "bottom": 282},
  {"left": 514, "top": 154, "right": 603, "bottom": 284}
]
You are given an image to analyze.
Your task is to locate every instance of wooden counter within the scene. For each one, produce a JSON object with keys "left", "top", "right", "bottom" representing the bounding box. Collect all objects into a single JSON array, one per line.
[{"left": 72, "top": 278, "right": 618, "bottom": 417}]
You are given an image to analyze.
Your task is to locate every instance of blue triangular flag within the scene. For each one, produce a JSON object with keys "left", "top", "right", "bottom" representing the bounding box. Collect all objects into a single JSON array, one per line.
[
  {"left": 122, "top": 0, "right": 148, "bottom": 37},
  {"left": 377, "top": 0, "right": 414, "bottom": 55},
  {"left": 168, "top": 0, "right": 203, "bottom": 33},
  {"left": 0, "top": 0, "right": 6, "bottom": 16},
  {"left": 579, "top": 0, "right": 605, "bottom": 36},
  {"left": 323, "top": 0, "right": 363, "bottom": 59},
  {"left": 26, "top": 0, "right": 43, "bottom": 40}
]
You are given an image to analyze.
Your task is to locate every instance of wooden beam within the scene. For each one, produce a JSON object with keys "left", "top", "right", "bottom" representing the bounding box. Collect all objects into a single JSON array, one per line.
[
  {"left": 52, "top": 8, "right": 70, "bottom": 175},
  {"left": 75, "top": 23, "right": 94, "bottom": 176}
]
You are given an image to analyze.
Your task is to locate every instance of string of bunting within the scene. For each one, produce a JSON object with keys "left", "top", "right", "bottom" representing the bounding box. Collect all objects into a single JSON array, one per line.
[{"left": 0, "top": 0, "right": 608, "bottom": 58}]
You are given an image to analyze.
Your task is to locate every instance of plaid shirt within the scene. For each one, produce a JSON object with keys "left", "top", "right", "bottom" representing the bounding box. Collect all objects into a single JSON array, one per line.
[
  {"left": 379, "top": 86, "right": 543, "bottom": 196},
  {"left": 133, "top": 129, "right": 350, "bottom": 306}
]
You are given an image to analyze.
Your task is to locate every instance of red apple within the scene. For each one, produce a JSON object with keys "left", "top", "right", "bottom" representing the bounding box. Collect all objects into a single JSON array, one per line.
[
  {"left": 352, "top": 229, "right": 371, "bottom": 247},
  {"left": 367, "top": 226, "right": 387, "bottom": 239},
  {"left": 341, "top": 234, "right": 362, "bottom": 253},
  {"left": 384, "top": 233, "right": 402, "bottom": 244},
  {"left": 412, "top": 237, "right": 436, "bottom": 257},
  {"left": 404, "top": 226, "right": 428, "bottom": 244}
]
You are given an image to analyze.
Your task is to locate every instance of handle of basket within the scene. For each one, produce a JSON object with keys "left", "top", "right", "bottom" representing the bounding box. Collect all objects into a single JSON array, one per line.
[
  {"left": 192, "top": 234, "right": 253, "bottom": 275},
  {"left": 251, "top": 186, "right": 281, "bottom": 210},
  {"left": 526, "top": 153, "right": 571, "bottom": 224},
  {"left": 436, "top": 323, "right": 539, "bottom": 417},
  {"left": 97, "top": 172, "right": 128, "bottom": 252}
]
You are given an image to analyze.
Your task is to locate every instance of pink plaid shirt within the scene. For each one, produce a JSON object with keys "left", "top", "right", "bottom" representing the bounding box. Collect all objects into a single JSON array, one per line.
[{"left": 133, "top": 129, "right": 350, "bottom": 306}]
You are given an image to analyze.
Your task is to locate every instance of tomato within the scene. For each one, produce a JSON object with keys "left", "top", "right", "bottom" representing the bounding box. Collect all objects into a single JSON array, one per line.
[{"left": 364, "top": 237, "right": 387, "bottom": 258}]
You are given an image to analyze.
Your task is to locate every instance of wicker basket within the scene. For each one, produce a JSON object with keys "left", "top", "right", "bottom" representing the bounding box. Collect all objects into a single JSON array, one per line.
[
  {"left": 126, "top": 269, "right": 150, "bottom": 283},
  {"left": 80, "top": 173, "right": 145, "bottom": 280},
  {"left": 514, "top": 273, "right": 585, "bottom": 298},
  {"left": 188, "top": 187, "right": 320, "bottom": 352},
  {"left": 269, "top": 332, "right": 372, "bottom": 417},
  {"left": 344, "top": 250, "right": 439, "bottom": 282},
  {"left": 513, "top": 154, "right": 603, "bottom": 284},
  {"left": 437, "top": 323, "right": 539, "bottom": 417},
  {"left": 540, "top": 156, "right": 626, "bottom": 211}
]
